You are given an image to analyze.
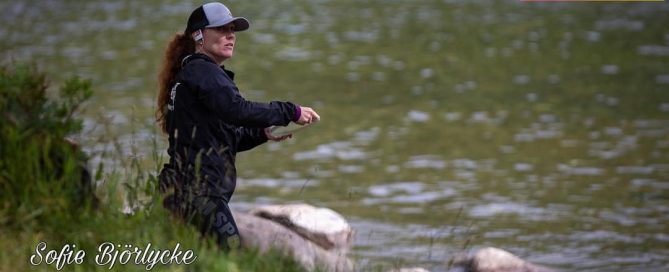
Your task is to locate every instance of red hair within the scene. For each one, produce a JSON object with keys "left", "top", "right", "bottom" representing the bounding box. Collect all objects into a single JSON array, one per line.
[{"left": 156, "top": 33, "right": 195, "bottom": 134}]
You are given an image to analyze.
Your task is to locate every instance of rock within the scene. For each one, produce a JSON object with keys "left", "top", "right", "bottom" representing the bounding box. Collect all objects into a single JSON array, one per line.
[
  {"left": 468, "top": 247, "right": 554, "bottom": 272},
  {"left": 234, "top": 211, "right": 354, "bottom": 272},
  {"left": 250, "top": 204, "right": 353, "bottom": 252}
]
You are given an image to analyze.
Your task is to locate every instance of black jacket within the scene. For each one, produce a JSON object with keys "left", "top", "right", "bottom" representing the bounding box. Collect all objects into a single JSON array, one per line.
[{"left": 163, "top": 53, "right": 298, "bottom": 201}]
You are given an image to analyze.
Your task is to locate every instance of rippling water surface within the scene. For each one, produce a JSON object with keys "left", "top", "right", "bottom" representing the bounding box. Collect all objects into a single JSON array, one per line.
[{"left": 2, "top": 0, "right": 668, "bottom": 270}]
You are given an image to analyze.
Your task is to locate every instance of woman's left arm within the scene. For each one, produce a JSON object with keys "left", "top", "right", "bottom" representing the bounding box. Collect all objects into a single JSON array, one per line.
[
  {"left": 235, "top": 127, "right": 267, "bottom": 152},
  {"left": 236, "top": 127, "right": 292, "bottom": 152}
]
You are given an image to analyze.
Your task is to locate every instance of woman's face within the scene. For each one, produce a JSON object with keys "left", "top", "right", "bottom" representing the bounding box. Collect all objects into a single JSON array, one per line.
[{"left": 198, "top": 23, "right": 236, "bottom": 63}]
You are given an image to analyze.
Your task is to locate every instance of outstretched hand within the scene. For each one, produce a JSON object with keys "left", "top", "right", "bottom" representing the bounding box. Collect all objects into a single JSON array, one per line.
[
  {"left": 295, "top": 106, "right": 320, "bottom": 125},
  {"left": 265, "top": 106, "right": 319, "bottom": 142}
]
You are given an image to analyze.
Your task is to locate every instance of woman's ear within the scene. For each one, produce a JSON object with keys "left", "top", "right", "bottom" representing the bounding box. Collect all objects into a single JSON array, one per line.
[{"left": 192, "top": 29, "right": 203, "bottom": 42}]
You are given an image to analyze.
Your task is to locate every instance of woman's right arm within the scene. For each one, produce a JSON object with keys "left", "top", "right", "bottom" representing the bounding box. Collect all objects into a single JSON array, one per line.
[{"left": 187, "top": 61, "right": 301, "bottom": 128}]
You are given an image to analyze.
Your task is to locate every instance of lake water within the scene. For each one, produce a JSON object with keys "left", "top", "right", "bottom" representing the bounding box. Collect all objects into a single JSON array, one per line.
[{"left": 2, "top": 0, "right": 668, "bottom": 270}]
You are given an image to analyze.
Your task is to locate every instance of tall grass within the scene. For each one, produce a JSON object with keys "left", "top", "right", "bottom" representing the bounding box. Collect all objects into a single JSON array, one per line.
[{"left": 0, "top": 64, "right": 303, "bottom": 271}]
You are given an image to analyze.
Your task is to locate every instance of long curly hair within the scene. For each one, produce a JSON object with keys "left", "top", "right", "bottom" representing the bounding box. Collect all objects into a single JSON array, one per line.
[{"left": 156, "top": 33, "right": 195, "bottom": 134}]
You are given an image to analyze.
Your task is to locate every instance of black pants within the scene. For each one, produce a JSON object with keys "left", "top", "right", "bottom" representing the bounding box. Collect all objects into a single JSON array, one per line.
[
  {"left": 160, "top": 167, "right": 241, "bottom": 250},
  {"left": 163, "top": 191, "right": 241, "bottom": 250}
]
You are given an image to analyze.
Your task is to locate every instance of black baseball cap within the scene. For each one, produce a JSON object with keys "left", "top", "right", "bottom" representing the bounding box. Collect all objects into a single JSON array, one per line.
[{"left": 185, "top": 2, "right": 250, "bottom": 34}]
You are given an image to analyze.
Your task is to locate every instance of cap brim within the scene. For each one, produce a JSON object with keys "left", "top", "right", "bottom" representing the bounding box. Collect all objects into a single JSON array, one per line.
[{"left": 206, "top": 17, "right": 250, "bottom": 32}]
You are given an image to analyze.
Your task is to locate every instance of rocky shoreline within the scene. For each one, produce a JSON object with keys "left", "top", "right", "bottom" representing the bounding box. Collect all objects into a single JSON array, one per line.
[{"left": 235, "top": 203, "right": 554, "bottom": 272}]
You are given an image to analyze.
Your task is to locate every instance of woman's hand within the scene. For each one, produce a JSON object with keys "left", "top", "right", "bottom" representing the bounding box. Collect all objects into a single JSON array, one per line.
[
  {"left": 264, "top": 128, "right": 292, "bottom": 142},
  {"left": 296, "top": 106, "right": 320, "bottom": 125}
]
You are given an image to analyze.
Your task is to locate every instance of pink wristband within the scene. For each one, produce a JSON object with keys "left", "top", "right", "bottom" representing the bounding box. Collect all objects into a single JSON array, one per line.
[{"left": 293, "top": 105, "right": 301, "bottom": 122}]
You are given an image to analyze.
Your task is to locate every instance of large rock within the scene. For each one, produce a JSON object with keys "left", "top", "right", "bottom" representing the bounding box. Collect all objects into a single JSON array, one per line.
[
  {"left": 250, "top": 204, "right": 353, "bottom": 252},
  {"left": 234, "top": 211, "right": 354, "bottom": 272},
  {"left": 468, "top": 247, "right": 554, "bottom": 272}
]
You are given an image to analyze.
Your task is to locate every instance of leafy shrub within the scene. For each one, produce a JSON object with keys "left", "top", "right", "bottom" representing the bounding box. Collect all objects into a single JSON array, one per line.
[{"left": 0, "top": 63, "right": 95, "bottom": 229}]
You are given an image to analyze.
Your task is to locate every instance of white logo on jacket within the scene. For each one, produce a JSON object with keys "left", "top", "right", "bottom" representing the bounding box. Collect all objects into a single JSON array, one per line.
[{"left": 168, "top": 82, "right": 180, "bottom": 111}]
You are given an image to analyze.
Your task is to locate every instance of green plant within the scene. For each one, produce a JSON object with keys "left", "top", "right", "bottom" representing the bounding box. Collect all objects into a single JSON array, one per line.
[{"left": 0, "top": 63, "right": 94, "bottom": 230}]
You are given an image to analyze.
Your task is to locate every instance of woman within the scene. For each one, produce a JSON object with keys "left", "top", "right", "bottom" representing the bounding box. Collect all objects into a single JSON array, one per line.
[{"left": 156, "top": 2, "right": 319, "bottom": 250}]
